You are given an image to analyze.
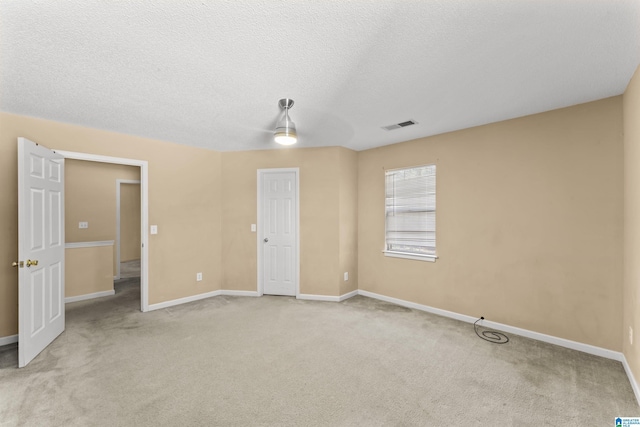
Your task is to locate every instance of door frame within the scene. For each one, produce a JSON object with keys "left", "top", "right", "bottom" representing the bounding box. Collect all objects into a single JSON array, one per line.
[
  {"left": 256, "top": 168, "right": 300, "bottom": 297},
  {"left": 55, "top": 150, "right": 150, "bottom": 312},
  {"left": 115, "top": 179, "right": 141, "bottom": 280}
]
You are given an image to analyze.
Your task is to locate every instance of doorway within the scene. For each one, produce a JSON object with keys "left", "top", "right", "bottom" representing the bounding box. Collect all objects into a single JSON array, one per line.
[
  {"left": 56, "top": 149, "right": 150, "bottom": 312},
  {"left": 113, "top": 179, "right": 142, "bottom": 306},
  {"left": 257, "top": 168, "right": 299, "bottom": 297},
  {"left": 116, "top": 179, "right": 141, "bottom": 280}
]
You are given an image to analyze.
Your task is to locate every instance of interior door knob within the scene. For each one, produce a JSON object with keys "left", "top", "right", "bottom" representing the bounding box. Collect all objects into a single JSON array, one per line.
[
  {"left": 12, "top": 261, "right": 23, "bottom": 268},
  {"left": 26, "top": 259, "right": 38, "bottom": 267},
  {"left": 264, "top": 238, "right": 269, "bottom": 242}
]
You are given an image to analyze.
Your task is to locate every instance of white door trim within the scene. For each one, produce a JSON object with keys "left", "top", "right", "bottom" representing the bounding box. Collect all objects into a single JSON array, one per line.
[
  {"left": 257, "top": 168, "right": 300, "bottom": 297},
  {"left": 54, "top": 150, "right": 150, "bottom": 312},
  {"left": 115, "top": 179, "right": 141, "bottom": 280}
]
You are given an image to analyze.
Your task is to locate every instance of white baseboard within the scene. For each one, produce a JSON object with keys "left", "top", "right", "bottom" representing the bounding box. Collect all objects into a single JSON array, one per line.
[
  {"left": 297, "top": 290, "right": 359, "bottom": 302},
  {"left": 623, "top": 355, "right": 640, "bottom": 406},
  {"left": 146, "top": 289, "right": 261, "bottom": 311},
  {"left": 147, "top": 290, "right": 223, "bottom": 311},
  {"left": 149, "top": 289, "right": 352, "bottom": 308},
  {"left": 0, "top": 334, "right": 18, "bottom": 346},
  {"left": 358, "top": 289, "right": 478, "bottom": 322},
  {"left": 221, "top": 290, "right": 260, "bottom": 297},
  {"left": 65, "top": 290, "right": 115, "bottom": 304},
  {"left": 482, "top": 318, "right": 622, "bottom": 361},
  {"left": 297, "top": 293, "right": 340, "bottom": 302},
  {"left": 357, "top": 289, "right": 623, "bottom": 361},
  {"left": 339, "top": 290, "right": 359, "bottom": 301}
]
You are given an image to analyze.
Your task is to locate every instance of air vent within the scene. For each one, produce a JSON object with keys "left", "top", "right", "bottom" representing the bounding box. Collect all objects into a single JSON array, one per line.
[{"left": 382, "top": 120, "right": 418, "bottom": 131}]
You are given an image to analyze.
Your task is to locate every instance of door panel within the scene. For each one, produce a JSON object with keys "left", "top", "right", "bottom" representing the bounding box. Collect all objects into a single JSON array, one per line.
[
  {"left": 49, "top": 263, "right": 63, "bottom": 321},
  {"left": 30, "top": 270, "right": 45, "bottom": 334},
  {"left": 261, "top": 171, "right": 297, "bottom": 296},
  {"left": 18, "top": 137, "right": 65, "bottom": 367}
]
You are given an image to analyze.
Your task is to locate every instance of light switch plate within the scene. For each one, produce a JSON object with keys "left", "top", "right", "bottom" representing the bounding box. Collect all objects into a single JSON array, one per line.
[
  {"left": 251, "top": 224, "right": 256, "bottom": 232},
  {"left": 150, "top": 225, "right": 158, "bottom": 235}
]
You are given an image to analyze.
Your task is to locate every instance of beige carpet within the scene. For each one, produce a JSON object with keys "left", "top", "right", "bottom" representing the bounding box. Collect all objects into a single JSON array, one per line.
[
  {"left": 118, "top": 259, "right": 140, "bottom": 280},
  {"left": 0, "top": 279, "right": 637, "bottom": 426}
]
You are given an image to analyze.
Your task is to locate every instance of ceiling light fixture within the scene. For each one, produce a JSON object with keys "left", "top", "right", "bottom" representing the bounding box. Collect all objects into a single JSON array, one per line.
[{"left": 274, "top": 98, "right": 297, "bottom": 145}]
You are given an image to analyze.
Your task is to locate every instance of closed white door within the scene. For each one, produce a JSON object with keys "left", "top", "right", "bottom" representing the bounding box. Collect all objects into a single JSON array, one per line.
[
  {"left": 17, "top": 138, "right": 65, "bottom": 367},
  {"left": 260, "top": 170, "right": 298, "bottom": 296}
]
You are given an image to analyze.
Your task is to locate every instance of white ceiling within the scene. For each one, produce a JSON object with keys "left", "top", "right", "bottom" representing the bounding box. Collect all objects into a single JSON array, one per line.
[{"left": 1, "top": 1, "right": 639, "bottom": 152}]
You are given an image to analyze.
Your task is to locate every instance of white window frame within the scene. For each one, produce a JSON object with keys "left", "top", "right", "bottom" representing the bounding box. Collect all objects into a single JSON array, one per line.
[{"left": 383, "top": 164, "right": 437, "bottom": 262}]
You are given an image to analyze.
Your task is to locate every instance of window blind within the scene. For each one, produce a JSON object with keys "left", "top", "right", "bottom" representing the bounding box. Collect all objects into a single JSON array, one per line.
[{"left": 385, "top": 165, "right": 436, "bottom": 256}]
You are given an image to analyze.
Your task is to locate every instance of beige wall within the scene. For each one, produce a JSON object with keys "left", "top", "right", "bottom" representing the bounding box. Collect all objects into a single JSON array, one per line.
[
  {"left": 358, "top": 97, "right": 624, "bottom": 351},
  {"left": 221, "top": 147, "right": 358, "bottom": 296},
  {"left": 624, "top": 65, "right": 640, "bottom": 386},
  {"left": 120, "top": 183, "right": 141, "bottom": 262},
  {"left": 0, "top": 121, "right": 19, "bottom": 338},
  {"left": 66, "top": 159, "right": 140, "bottom": 274},
  {"left": 0, "top": 112, "right": 222, "bottom": 337},
  {"left": 66, "top": 245, "right": 114, "bottom": 298},
  {"left": 338, "top": 147, "right": 358, "bottom": 295}
]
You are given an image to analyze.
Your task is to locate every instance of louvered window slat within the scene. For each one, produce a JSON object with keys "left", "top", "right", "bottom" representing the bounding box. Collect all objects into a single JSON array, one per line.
[{"left": 385, "top": 165, "right": 436, "bottom": 256}]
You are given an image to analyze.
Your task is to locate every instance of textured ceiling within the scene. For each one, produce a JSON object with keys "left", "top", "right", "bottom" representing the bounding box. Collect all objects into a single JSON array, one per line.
[{"left": 1, "top": 1, "right": 639, "bottom": 152}]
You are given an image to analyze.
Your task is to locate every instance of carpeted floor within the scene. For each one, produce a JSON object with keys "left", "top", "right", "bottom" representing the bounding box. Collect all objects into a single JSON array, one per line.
[
  {"left": 118, "top": 259, "right": 140, "bottom": 280},
  {"left": 0, "top": 279, "right": 637, "bottom": 426}
]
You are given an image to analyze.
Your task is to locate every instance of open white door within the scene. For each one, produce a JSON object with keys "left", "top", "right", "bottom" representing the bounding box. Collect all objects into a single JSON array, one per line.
[{"left": 16, "top": 138, "right": 65, "bottom": 367}]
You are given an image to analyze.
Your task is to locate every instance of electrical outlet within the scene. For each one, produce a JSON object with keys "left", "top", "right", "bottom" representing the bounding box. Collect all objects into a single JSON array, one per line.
[
  {"left": 344, "top": 272, "right": 349, "bottom": 281},
  {"left": 78, "top": 221, "right": 88, "bottom": 229},
  {"left": 630, "top": 327, "right": 634, "bottom": 345},
  {"left": 196, "top": 272, "right": 202, "bottom": 282}
]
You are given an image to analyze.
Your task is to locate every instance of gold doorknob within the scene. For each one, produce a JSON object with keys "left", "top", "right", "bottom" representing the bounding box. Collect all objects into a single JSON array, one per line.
[
  {"left": 26, "top": 259, "right": 38, "bottom": 267},
  {"left": 12, "top": 261, "right": 24, "bottom": 268}
]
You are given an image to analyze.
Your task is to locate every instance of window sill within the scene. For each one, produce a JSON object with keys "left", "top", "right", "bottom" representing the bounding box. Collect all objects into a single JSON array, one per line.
[{"left": 382, "top": 251, "right": 438, "bottom": 262}]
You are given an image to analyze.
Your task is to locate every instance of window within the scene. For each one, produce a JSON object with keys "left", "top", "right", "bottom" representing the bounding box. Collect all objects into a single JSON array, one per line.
[{"left": 384, "top": 164, "right": 436, "bottom": 261}]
